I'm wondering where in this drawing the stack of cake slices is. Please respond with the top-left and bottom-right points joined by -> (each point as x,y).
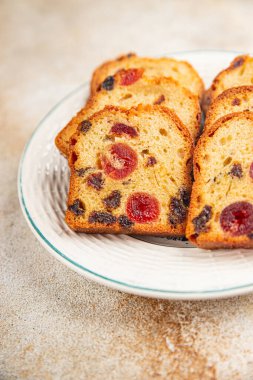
186,55 -> 253,248
55,53 -> 253,249
56,54 -> 203,237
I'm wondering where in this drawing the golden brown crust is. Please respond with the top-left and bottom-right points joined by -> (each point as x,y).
186,111 -> 253,249
90,53 -> 204,98
66,105 -> 193,235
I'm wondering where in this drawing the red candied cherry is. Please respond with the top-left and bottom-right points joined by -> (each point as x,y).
249,162 -> 253,179
126,192 -> 160,223
119,68 -> 144,86
220,201 -> 253,236
110,123 -> 138,138
101,143 -> 137,180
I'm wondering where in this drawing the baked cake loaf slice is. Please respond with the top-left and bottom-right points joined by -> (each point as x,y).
186,112 -> 253,249
205,86 -> 253,131
66,105 -> 193,235
55,76 -> 201,156
90,53 -> 204,98
203,55 -> 253,111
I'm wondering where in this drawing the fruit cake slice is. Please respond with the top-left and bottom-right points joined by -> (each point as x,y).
203,55 -> 253,111
205,86 -> 253,131
90,53 -> 204,98
55,76 -> 201,156
186,112 -> 253,249
66,105 -> 193,235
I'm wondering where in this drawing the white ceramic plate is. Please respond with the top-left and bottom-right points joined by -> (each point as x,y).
18,50 -> 253,300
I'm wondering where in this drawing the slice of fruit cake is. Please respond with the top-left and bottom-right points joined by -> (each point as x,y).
187,112 -> 253,249
66,105 -> 193,236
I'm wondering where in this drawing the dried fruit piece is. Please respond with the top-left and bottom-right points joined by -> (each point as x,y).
154,95 -> 165,105
71,152 -> 78,164
87,172 -> 104,190
119,68 -> 144,86
118,215 -> 134,228
88,211 -> 116,225
101,143 -> 138,180
101,76 -> 114,91
75,167 -> 92,177
220,201 -> 253,236
192,205 -> 212,233
126,192 -> 160,223
103,190 -> 121,210
180,188 -> 191,207
146,156 -> 157,167
78,120 -> 92,133
232,56 -> 245,68
70,138 -> 77,146
68,199 -> 85,216
229,163 -> 243,178
110,123 -> 138,138
249,162 -> 253,179
169,197 -> 187,226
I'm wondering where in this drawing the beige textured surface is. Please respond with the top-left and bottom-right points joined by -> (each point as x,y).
2,0 -> 253,379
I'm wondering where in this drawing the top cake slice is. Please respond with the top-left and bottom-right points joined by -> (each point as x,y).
186,112 -> 253,249
66,105 -> 193,236
203,55 -> 253,111
90,53 -> 204,98
55,75 -> 201,156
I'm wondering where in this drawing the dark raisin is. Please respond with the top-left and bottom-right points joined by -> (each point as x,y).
88,211 -> 116,225
146,156 -> 157,167
192,205 -> 212,234
118,215 -> 134,228
75,167 -> 92,177
248,233 -> 253,240
68,199 -> 85,216
154,95 -> 165,105
169,197 -> 187,226
103,190 -> 121,210
180,188 -> 191,207
101,76 -> 114,91
229,163 -> 243,178
232,98 -> 241,106
232,56 -> 245,68
87,172 -> 104,190
78,120 -> 92,133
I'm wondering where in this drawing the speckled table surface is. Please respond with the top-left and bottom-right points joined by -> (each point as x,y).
2,1 -> 253,379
